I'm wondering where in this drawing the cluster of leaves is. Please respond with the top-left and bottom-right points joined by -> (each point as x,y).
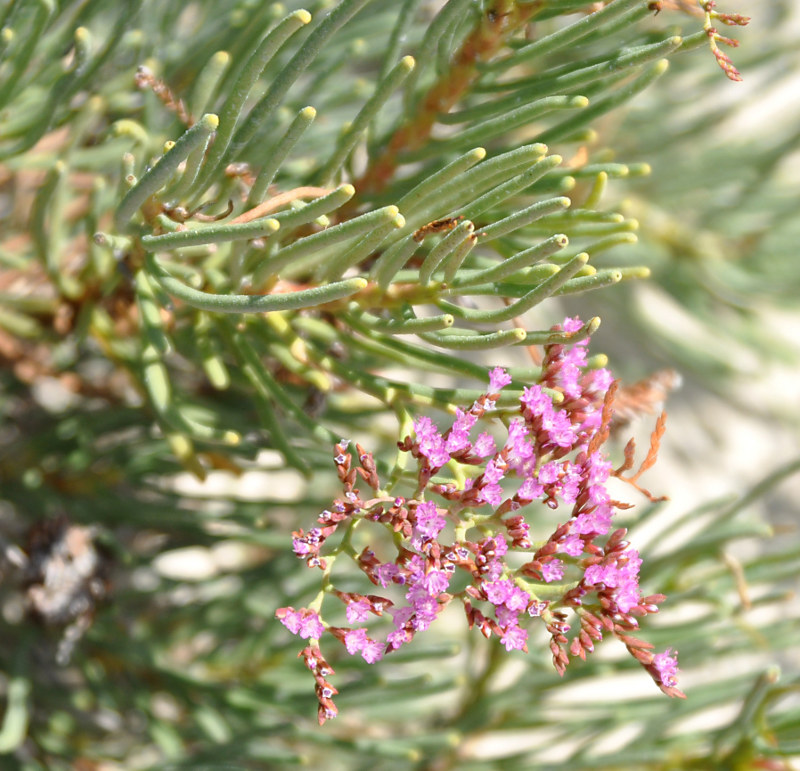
0,1 -> 798,769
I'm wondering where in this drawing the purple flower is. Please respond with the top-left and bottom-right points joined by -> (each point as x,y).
585,452 -> 612,486
584,552 -> 642,612
478,483 -> 504,507
500,623 -> 528,652
562,316 -> 583,334
586,367 -> 614,394
495,605 -> 519,628
527,600 -> 548,617
346,599 -> 371,624
445,408 -> 477,453
538,462 -> 560,485
484,579 -> 513,606
278,607 -> 325,639
345,628 -> 367,654
616,583 -> 641,613
387,627 -> 412,650
560,534 -> 584,557
361,637 -> 384,663
505,585 -> 531,612
584,563 -> 616,587
488,367 -> 513,393
520,384 -> 551,417
615,550 -> 642,612
293,538 -> 313,556
421,569 -> 450,595
544,409 -> 576,449
505,419 -> 536,474
473,432 -> 496,457
413,500 -> 445,542
492,534 -> 508,558
653,648 -> 680,688
375,562 -> 400,587
517,476 -> 543,501
573,503 -> 613,536
560,463 -> 582,505
541,559 -> 565,583
485,558 -> 504,581
414,416 -> 451,468
483,459 -> 505,484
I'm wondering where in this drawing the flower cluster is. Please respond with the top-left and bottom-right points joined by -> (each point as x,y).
277,318 -> 684,725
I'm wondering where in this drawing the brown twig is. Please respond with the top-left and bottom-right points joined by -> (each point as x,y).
228,186 -> 333,225
355,1 -> 542,195
134,66 -> 193,126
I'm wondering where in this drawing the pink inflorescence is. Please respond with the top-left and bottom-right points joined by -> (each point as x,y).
276,317 -> 683,724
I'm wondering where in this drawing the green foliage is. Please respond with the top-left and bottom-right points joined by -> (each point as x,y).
0,1 -> 798,769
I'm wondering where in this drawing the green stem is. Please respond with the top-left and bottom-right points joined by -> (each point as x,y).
317,55 -> 415,185
247,106 -> 317,206
441,252 -> 589,323
228,0 -> 374,164
115,114 -> 219,229
145,252 -> 366,313
141,215 -> 280,250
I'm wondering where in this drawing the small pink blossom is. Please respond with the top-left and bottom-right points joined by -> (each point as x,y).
344,628 -> 367,654
346,599 -> 371,624
277,607 -> 324,639
414,416 -> 451,468
488,367 -> 512,393
541,559 -> 565,583
653,648 -> 680,688
361,637 -> 384,663
473,432 -> 496,457
500,624 -> 528,652
375,562 -> 400,587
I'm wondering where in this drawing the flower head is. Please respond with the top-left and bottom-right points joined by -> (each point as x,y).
280,316 -> 675,722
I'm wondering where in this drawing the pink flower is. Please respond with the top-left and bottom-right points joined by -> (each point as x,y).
492,533 -> 508,557
538,462 -> 560,485
484,579 -> 513,606
517,476 -> 543,501
361,637 -> 384,663
500,624 -> 528,652
346,599 -> 371,624
541,559 -> 565,583
488,367 -> 512,393
445,408 -> 477,453
375,562 -> 400,587
473,432 -> 496,457
520,384 -> 551,417
345,628 -> 367,654
573,503 -> 613,536
653,648 -> 680,688
413,500 -> 445,542
421,569 -> 450,595
277,607 -> 325,639
478,483 -> 503,506
414,416 -> 451,468
505,585 -> 531,612
560,534 -> 584,557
